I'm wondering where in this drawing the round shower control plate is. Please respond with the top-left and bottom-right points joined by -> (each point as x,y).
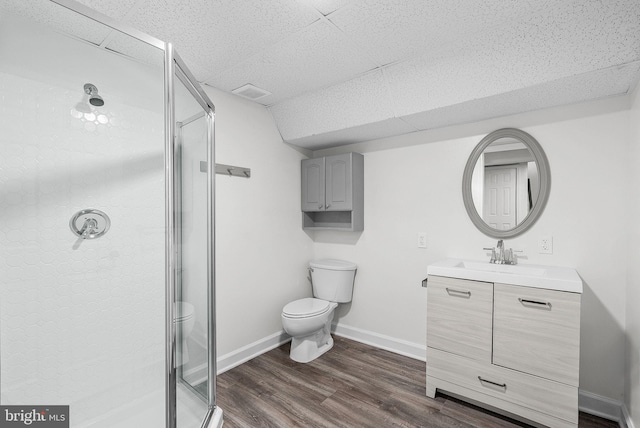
69,209 -> 111,239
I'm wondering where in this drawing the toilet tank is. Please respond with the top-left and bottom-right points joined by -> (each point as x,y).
309,259 -> 357,303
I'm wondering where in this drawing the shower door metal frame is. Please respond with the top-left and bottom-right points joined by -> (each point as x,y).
45,2 -> 219,428
165,45 -> 218,428
51,0 -> 166,50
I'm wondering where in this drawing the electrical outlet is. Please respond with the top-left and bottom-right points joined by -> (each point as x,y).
539,235 -> 553,254
417,232 -> 427,249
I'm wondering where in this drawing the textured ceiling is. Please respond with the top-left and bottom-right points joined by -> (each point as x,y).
7,0 -> 640,150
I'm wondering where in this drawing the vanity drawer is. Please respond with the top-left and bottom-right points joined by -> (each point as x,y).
427,275 -> 493,361
427,347 -> 578,424
493,283 -> 581,386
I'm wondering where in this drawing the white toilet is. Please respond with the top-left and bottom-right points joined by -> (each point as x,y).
176,301 -> 195,366
281,259 -> 357,363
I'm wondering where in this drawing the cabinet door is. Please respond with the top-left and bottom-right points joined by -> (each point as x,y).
427,276 -> 493,361
301,157 -> 325,212
493,283 -> 580,386
325,154 -> 352,211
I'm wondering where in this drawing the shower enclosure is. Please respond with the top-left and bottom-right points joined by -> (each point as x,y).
0,1 -> 221,427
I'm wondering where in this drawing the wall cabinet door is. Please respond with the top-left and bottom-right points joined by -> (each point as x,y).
325,154 -> 352,211
301,157 -> 325,212
301,154 -> 354,212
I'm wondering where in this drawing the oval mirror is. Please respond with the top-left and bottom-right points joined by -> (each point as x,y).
462,128 -> 550,238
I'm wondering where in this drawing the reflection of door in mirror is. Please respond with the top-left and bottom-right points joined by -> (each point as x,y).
471,139 -> 540,231
483,165 -> 517,230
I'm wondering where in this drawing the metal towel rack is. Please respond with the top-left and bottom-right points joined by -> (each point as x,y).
201,161 -> 251,178
215,163 -> 251,178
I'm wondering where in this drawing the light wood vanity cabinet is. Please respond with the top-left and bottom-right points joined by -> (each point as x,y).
427,275 -> 581,428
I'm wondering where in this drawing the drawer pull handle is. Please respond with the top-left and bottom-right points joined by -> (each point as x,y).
446,288 -> 471,298
478,376 -> 507,391
518,298 -> 552,310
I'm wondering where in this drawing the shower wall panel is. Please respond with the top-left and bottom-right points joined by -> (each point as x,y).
0,22 -> 166,427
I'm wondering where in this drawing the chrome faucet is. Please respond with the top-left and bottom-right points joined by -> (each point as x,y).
497,240 -> 505,264
483,240 -> 519,265
483,243 -> 497,263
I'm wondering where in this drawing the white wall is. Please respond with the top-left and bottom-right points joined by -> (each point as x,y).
312,96 -> 632,403
206,86 -> 314,358
626,84 -> 640,427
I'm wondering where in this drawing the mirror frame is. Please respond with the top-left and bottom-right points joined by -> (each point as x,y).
462,128 -> 551,238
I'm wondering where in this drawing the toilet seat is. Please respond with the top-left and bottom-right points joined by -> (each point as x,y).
282,298 -> 330,319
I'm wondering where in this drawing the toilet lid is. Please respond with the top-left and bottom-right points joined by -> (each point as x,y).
283,298 -> 330,318
310,259 -> 357,271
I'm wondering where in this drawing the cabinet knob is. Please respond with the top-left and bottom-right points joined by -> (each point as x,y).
319,204 -> 323,210
326,203 -> 331,209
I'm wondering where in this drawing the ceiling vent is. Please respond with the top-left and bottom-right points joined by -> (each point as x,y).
231,83 -> 272,101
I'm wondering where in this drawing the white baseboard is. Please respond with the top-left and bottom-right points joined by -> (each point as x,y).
622,403 -> 636,428
331,322 -> 426,361
214,323 -> 426,375
576,389 -> 634,428
216,330 -> 290,375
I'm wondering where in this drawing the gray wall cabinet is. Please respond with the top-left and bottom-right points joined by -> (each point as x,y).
301,153 -> 363,231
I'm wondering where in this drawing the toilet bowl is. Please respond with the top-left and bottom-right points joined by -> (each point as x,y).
281,259 -> 357,363
282,298 -> 338,363
176,301 -> 195,366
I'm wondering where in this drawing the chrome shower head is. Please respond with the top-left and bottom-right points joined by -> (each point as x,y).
84,83 -> 104,107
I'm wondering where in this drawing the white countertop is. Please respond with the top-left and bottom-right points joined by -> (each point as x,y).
426,258 -> 583,293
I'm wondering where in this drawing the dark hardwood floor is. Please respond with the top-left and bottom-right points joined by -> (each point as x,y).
216,336 -> 618,428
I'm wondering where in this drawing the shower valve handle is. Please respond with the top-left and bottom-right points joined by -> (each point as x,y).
69,209 -> 110,240
80,218 -> 98,238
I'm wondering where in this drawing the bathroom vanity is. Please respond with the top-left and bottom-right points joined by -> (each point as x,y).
425,259 -> 582,428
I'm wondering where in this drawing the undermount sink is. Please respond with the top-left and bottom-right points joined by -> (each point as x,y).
427,259 -> 583,293
455,261 -> 547,276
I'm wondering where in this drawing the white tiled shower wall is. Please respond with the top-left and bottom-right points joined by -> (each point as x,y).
0,70 -> 166,425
